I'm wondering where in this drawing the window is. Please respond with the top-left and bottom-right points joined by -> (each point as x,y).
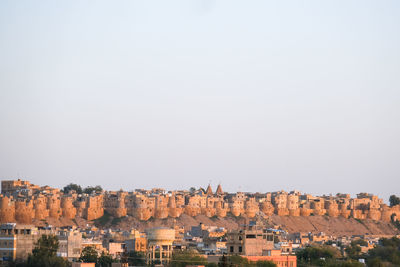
238,246 -> 242,253
230,246 -> 234,253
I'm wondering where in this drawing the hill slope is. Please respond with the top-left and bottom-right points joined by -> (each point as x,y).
33,214 -> 399,236
100,214 -> 400,236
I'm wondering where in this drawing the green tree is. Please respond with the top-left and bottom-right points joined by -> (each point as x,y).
345,243 -> 362,260
218,254 -> 228,267
124,251 -> 146,266
366,257 -> 385,267
26,235 -> 70,267
225,255 -> 251,266
365,237 -> 400,266
331,260 -> 364,267
217,255 -> 274,267
390,214 -> 400,231
62,183 -> 82,194
297,245 -> 338,262
351,239 -> 368,247
255,260 -> 276,267
97,251 -> 115,267
297,245 -> 341,266
32,235 -> 59,257
169,250 -> 208,267
79,246 -> 98,263
83,185 -> 103,194
389,195 -> 400,207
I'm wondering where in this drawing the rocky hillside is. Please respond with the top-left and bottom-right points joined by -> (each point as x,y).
268,215 -> 399,236
37,213 -> 399,236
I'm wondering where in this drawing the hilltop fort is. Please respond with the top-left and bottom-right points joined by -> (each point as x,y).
1,179 -> 399,226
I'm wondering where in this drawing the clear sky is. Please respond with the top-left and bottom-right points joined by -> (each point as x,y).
0,1 -> 399,201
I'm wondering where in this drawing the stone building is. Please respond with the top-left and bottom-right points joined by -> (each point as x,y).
227,222 -> 297,267
57,228 -> 83,260
0,223 -> 82,264
145,227 -> 175,265
0,179 -> 399,226
125,237 -> 147,253
226,222 -> 275,255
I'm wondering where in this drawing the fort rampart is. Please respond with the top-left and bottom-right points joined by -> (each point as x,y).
1,180 -> 399,224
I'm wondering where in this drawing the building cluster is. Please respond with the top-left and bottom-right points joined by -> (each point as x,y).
3,219 -> 396,267
0,221 -> 299,267
0,222 -> 144,266
1,179 -> 399,225
225,221 -> 297,266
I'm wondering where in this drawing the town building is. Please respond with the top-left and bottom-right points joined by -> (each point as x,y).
226,222 -> 275,255
146,227 -> 175,265
227,222 -> 297,267
57,228 -> 83,260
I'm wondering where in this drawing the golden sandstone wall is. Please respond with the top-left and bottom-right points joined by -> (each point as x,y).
0,180 -> 400,225
0,194 -> 104,223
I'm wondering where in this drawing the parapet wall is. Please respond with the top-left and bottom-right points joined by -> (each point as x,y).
0,180 -> 399,225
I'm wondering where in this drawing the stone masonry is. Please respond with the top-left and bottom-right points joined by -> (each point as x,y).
1,179 -> 399,225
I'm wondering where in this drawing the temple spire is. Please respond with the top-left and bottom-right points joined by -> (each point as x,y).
216,184 -> 223,195
206,184 -> 213,196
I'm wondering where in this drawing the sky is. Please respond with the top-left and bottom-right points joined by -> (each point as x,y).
0,0 -> 399,201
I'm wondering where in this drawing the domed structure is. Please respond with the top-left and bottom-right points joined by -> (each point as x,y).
146,227 -> 175,265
